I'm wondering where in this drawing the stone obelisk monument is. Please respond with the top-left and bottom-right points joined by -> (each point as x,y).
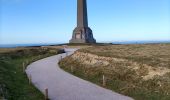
70,0 -> 96,43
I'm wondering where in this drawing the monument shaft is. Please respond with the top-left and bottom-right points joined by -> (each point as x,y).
70,0 -> 96,43
77,0 -> 88,27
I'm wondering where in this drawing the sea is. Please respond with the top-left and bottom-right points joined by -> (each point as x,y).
0,41 -> 170,48
111,40 -> 170,45
0,43 -> 62,48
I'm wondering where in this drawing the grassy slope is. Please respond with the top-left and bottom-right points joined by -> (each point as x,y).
59,44 -> 170,100
79,44 -> 170,68
0,47 -> 61,100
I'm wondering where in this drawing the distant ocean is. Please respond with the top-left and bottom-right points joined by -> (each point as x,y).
112,40 -> 170,44
0,43 -> 61,48
0,41 -> 170,48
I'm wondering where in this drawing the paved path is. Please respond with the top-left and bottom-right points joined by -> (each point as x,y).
26,48 -> 133,100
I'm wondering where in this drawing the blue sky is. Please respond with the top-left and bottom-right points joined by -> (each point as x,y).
0,0 -> 170,44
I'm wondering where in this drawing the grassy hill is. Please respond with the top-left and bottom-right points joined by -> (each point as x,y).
59,43 -> 170,100
0,47 -> 61,100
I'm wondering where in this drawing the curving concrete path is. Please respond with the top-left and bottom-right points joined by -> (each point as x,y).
26,48 -> 133,100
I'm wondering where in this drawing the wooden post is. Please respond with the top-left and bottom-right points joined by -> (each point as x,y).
23,62 -> 25,73
0,85 -> 4,99
103,75 -> 106,86
71,66 -> 73,73
29,75 -> 32,84
26,60 -> 29,65
60,56 -> 62,60
45,88 -> 48,100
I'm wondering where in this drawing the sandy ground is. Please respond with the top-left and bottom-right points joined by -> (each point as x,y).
26,48 -> 133,100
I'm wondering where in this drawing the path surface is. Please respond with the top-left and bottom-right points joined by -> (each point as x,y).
26,48 -> 133,100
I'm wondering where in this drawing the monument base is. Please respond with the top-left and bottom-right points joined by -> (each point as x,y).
69,27 -> 96,43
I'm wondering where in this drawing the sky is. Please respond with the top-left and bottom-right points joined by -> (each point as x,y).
0,0 -> 170,44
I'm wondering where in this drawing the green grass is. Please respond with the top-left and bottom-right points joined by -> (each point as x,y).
0,47 -> 62,100
59,43 -> 170,100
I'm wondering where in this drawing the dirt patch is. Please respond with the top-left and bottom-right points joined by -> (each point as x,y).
143,65 -> 170,80
71,51 -> 126,66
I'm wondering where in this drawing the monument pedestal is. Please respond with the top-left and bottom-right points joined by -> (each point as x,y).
70,27 -> 96,43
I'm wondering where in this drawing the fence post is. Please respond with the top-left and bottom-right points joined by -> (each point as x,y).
103,75 -> 106,86
29,75 -> 32,84
23,62 -> 25,73
60,56 -> 62,60
71,66 -> 73,73
26,60 -> 29,65
45,88 -> 48,100
0,85 -> 4,99
66,52 -> 68,56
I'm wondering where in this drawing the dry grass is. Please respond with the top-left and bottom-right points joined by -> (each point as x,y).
79,43 -> 170,68
59,43 -> 170,100
0,48 -> 27,53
